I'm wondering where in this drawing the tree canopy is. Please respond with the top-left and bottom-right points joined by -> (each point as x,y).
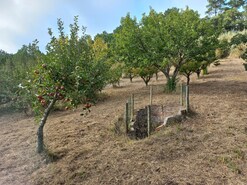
114,8 -> 218,90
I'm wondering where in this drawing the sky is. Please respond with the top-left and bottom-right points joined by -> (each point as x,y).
0,0 -> 208,54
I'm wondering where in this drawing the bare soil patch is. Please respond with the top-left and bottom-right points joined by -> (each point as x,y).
0,58 -> 247,185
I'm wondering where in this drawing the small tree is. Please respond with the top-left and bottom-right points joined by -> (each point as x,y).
24,17 -> 108,153
107,63 -> 123,87
134,65 -> 156,86
179,60 -> 201,85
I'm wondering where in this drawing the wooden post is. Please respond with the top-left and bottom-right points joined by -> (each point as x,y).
150,85 -> 153,105
128,97 -> 131,118
185,85 -> 190,112
130,94 -> 134,121
147,105 -> 151,137
180,84 -> 184,106
125,102 -> 129,134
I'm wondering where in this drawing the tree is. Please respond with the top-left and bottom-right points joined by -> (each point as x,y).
94,31 -> 124,87
154,8 -> 204,91
179,60 -> 201,85
24,16 -> 108,153
114,13 -> 150,85
91,37 -> 108,62
114,13 -> 159,86
179,17 -> 218,85
206,0 -> 247,31
221,8 -> 245,31
114,8 -> 217,90
206,0 -> 226,16
134,65 -> 157,86
94,31 -> 114,48
226,0 -> 246,9
107,62 -> 123,87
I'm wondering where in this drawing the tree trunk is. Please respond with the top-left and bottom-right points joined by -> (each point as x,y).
196,69 -> 200,79
186,75 -> 190,85
166,77 -> 177,92
141,76 -> 150,86
155,72 -> 158,81
129,75 -> 133,83
37,98 -> 57,153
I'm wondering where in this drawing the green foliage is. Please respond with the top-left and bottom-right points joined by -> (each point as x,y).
114,8 -> 218,89
0,42 -> 40,112
242,51 -> 247,61
107,62 -> 123,86
114,13 -> 155,86
24,16 -> 108,118
122,67 -> 136,82
94,31 -> 114,48
206,0 -> 226,16
230,33 -> 247,46
218,31 -> 247,58
216,39 -> 231,58
165,77 -> 177,92
222,8 -> 245,31
206,0 -> 247,32
134,65 -> 157,86
226,0 -> 246,9
179,60 -> 201,85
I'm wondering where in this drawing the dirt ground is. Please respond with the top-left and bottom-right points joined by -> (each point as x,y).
0,58 -> 247,185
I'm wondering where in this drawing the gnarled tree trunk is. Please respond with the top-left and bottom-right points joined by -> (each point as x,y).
37,98 -> 57,153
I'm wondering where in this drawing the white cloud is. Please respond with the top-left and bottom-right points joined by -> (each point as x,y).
0,0 -> 58,53
0,0 -> 208,53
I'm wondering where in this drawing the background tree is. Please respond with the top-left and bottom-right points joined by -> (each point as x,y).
95,31 -> 124,87
179,60 -> 201,85
222,8 -> 245,31
114,14 -> 142,83
206,0 -> 247,31
179,17 -> 218,84
226,0 -> 246,9
206,0 -> 226,16
0,42 -> 40,113
156,8 -> 205,91
114,8 -> 217,90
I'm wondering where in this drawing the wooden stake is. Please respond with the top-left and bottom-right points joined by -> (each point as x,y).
130,94 -> 134,121
180,84 -> 184,106
150,85 -> 153,105
125,102 -> 129,134
147,105 -> 151,137
186,85 -> 189,112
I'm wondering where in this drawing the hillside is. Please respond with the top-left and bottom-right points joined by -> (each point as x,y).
0,58 -> 247,185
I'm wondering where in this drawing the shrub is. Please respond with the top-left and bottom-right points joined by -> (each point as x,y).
216,39 -> 231,58
230,33 -> 247,46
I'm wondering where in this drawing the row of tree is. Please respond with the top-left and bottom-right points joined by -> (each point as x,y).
0,4 -> 246,153
111,8 -> 218,89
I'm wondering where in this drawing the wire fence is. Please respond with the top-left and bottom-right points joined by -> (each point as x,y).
124,83 -> 189,138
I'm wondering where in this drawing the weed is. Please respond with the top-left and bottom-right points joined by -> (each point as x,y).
233,149 -> 245,160
218,155 -> 242,174
43,147 -> 64,163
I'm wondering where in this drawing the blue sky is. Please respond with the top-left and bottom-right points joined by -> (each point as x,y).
0,0 -> 208,54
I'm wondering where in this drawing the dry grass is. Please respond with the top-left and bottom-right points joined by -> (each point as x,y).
218,30 -> 247,42
1,58 -> 247,185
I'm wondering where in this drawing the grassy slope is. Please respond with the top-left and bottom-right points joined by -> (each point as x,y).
0,58 -> 247,185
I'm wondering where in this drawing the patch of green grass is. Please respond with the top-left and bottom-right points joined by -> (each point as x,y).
217,151 -> 244,174
233,148 -> 245,160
